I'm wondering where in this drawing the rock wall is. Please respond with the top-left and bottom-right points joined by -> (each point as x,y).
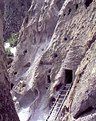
65,38 -> 96,121
0,2 -> 20,120
4,0 -> 32,40
10,0 -> 64,120
10,0 -> 96,121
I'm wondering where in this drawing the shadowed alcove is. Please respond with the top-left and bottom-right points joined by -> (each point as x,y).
65,69 -> 73,84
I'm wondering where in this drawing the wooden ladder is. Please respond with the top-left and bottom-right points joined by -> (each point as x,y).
46,84 -> 71,121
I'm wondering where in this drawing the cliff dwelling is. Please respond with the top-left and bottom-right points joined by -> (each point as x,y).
2,0 -> 96,121
65,69 -> 73,84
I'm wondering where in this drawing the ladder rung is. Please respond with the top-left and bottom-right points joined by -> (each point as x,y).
65,84 -> 71,88
60,94 -> 65,97
56,104 -> 61,108
61,88 -> 68,91
65,87 -> 70,90
50,105 -> 60,110
61,92 -> 67,95
58,98 -> 64,100
58,93 -> 65,97
57,102 -> 62,105
61,89 -> 67,92
58,99 -> 63,103
66,84 -> 71,86
51,106 -> 61,110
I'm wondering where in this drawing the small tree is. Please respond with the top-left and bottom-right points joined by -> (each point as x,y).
7,33 -> 18,47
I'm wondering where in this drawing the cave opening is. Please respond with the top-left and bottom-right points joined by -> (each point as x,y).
25,16 -> 28,24
20,2 -> 24,6
65,69 -> 73,84
11,83 -> 14,89
14,72 -> 17,75
49,97 -> 56,107
84,0 -> 93,8
68,8 -> 71,15
7,57 -> 13,65
76,4 -> 79,10
48,69 -> 51,73
40,60 -> 44,65
23,49 -> 27,55
47,75 -> 51,83
53,53 -> 58,58
64,37 -> 67,41
51,97 -> 55,102
63,13 -> 66,16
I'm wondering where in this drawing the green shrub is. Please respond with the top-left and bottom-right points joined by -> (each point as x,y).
7,33 -> 18,47
5,48 -> 13,56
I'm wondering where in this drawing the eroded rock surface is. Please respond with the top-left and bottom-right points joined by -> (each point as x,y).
4,0 -> 32,40
10,0 -> 63,120
0,5 -> 20,121
9,0 -> 96,121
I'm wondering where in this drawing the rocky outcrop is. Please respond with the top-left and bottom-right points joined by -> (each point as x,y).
10,0 -> 96,121
10,0 -> 65,120
59,0 -> 96,120
0,5 -> 20,121
4,0 -> 32,40
62,41 -> 96,121
70,40 -> 96,121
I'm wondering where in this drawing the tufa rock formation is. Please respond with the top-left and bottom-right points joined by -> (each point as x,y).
0,2 -> 20,121
3,0 -> 32,40
9,0 -> 96,121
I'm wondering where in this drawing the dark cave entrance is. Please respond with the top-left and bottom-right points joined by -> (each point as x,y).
84,0 -> 93,8
11,83 -> 14,89
65,69 -> 73,84
47,75 -> 51,83
49,96 -> 56,108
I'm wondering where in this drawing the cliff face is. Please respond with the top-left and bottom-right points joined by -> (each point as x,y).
65,39 -> 96,121
0,3 -> 20,121
9,0 -> 96,121
10,0 -> 63,120
4,0 -> 32,40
